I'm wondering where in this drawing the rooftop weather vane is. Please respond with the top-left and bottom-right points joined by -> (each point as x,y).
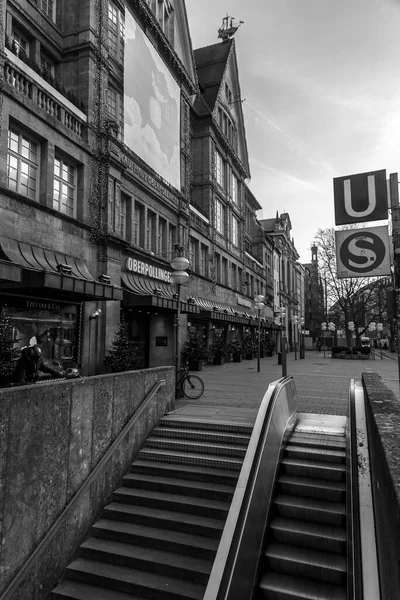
218,15 -> 243,41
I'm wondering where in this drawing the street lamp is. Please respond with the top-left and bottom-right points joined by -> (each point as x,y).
254,294 -> 265,373
170,250 -> 190,396
299,317 -> 305,359
276,306 -> 287,377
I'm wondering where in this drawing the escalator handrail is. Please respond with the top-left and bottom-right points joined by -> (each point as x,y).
348,378 -> 381,600
203,375 -> 298,600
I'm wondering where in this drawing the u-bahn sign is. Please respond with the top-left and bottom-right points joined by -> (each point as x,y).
335,226 -> 391,278
333,169 -> 388,225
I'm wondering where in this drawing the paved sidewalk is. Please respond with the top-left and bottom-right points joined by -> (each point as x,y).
172,350 -> 400,422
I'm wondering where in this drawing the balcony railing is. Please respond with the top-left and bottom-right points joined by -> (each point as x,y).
4,50 -> 86,139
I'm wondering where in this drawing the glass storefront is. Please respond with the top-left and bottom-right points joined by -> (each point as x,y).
1,294 -> 81,367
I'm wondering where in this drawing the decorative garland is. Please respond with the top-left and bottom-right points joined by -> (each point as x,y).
88,0 -> 110,246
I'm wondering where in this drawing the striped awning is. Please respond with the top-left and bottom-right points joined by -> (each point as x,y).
0,238 -> 122,300
122,272 -> 200,313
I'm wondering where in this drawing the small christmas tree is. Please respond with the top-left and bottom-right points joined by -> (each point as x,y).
104,316 -> 141,373
0,308 -> 19,385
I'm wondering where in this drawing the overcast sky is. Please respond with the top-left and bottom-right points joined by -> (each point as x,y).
186,0 -> 400,263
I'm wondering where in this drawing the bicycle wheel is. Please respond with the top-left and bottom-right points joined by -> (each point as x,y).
181,374 -> 204,399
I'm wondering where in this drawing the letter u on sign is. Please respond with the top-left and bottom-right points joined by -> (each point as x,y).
333,169 -> 388,225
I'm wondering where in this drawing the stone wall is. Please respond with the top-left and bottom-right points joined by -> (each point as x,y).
362,373 -> 400,600
0,367 -> 174,600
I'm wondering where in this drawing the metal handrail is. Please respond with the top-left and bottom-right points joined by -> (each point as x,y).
0,378 -> 166,600
203,375 -> 297,600
348,379 -> 381,600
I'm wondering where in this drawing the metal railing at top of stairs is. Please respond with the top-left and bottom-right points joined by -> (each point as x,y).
348,379 -> 381,600
0,378 -> 166,600
203,375 -> 298,600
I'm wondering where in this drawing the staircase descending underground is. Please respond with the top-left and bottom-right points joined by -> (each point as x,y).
258,414 -> 348,600
51,414 -> 253,600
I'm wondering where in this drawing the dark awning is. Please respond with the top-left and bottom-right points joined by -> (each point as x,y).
0,238 -> 122,301
122,272 -> 200,314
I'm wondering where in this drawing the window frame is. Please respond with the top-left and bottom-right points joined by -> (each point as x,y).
7,126 -> 39,201
53,154 -> 77,218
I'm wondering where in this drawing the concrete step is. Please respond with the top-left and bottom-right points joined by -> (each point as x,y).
101,502 -> 225,538
288,432 -> 346,451
130,459 -> 240,484
64,557 -> 205,600
265,542 -> 347,585
51,580 -> 144,599
281,457 -> 346,481
91,518 -> 219,559
112,486 -> 230,519
259,571 -> 346,600
158,416 -> 253,435
143,437 -> 247,458
269,516 -> 346,554
152,426 -> 251,446
274,494 -> 346,526
284,444 -> 346,464
137,448 -> 244,470
277,473 -> 346,502
79,537 -> 213,584
122,471 -> 235,501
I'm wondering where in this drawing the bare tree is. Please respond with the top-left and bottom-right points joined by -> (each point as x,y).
314,227 -> 389,346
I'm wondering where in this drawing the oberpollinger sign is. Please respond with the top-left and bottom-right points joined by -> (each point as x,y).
335,226 -> 391,278
333,169 -> 388,225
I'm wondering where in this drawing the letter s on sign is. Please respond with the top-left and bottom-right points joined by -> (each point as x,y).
339,232 -> 386,274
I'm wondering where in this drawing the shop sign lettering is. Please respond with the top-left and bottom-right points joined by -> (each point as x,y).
125,258 -> 172,283
26,300 -> 61,310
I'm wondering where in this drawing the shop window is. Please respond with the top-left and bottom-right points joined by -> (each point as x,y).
214,199 -> 224,235
108,1 -> 125,63
53,156 -> 76,217
40,0 -> 55,21
7,126 -> 39,201
3,298 -> 80,369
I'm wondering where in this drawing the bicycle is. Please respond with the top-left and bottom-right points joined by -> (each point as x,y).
176,362 -> 205,399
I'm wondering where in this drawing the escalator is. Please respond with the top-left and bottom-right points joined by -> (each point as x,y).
203,377 -> 380,600
258,414 -> 348,600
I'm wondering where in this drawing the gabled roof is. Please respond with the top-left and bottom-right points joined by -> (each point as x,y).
193,40 -> 233,114
193,38 -> 250,176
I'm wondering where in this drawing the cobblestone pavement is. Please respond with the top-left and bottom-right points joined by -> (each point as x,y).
173,350 -> 400,422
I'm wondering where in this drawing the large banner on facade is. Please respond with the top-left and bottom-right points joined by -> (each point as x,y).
333,169 -> 388,225
124,9 -> 181,190
335,226 -> 391,278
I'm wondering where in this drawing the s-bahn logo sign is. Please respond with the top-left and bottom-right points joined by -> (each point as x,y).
335,226 -> 391,278
333,169 -> 388,225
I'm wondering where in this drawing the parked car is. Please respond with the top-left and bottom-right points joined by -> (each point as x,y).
360,337 -> 371,348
